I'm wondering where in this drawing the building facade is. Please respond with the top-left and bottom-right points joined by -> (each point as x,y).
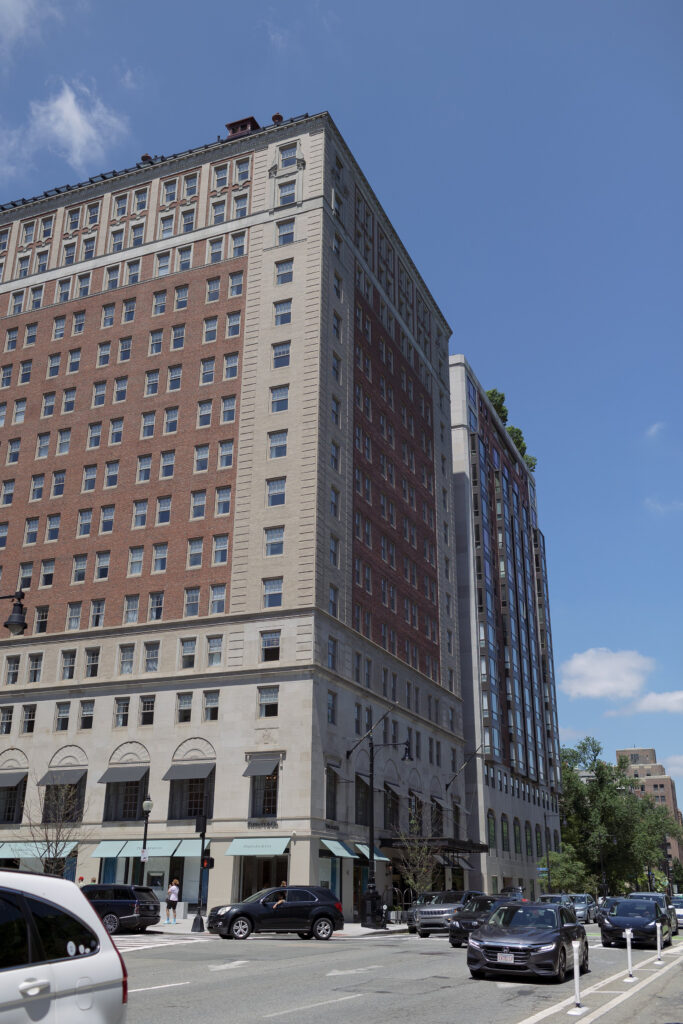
450,356 -> 562,897
0,112 -> 473,918
617,747 -> 683,871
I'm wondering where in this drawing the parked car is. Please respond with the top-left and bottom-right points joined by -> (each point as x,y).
499,885 -> 525,899
539,894 -> 575,910
406,891 -> 463,933
212,886 -> 343,940
467,901 -> 588,982
449,896 -> 505,946
414,889 -> 486,937
81,883 -> 161,935
600,898 -> 672,949
627,892 -> 679,936
671,896 -> 683,929
0,868 -> 128,1023
595,896 -> 621,926
568,893 -> 597,923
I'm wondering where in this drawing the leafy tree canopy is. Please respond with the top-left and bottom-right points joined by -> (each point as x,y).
485,389 -> 536,473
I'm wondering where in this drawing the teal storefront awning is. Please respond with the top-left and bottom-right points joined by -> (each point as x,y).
226,836 -> 291,856
90,840 -> 128,859
174,839 -> 211,857
320,839 -> 358,859
0,841 -> 77,859
355,844 -> 391,862
118,839 -> 180,858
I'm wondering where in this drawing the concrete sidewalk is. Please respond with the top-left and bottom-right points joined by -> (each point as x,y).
150,914 -> 408,938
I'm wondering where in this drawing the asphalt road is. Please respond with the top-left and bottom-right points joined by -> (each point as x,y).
121,927 -> 683,1024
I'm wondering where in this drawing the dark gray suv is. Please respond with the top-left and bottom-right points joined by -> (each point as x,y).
414,889 -> 486,937
211,886 -> 344,940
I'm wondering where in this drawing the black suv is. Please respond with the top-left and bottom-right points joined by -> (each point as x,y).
210,886 -> 344,940
81,883 -> 160,934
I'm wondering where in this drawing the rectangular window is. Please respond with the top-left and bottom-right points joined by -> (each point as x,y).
207,639 -> 222,668
85,648 -> 100,678
258,685 -> 279,717
139,696 -> 155,725
177,692 -> 193,722
263,577 -> 283,608
267,478 -> 285,506
231,232 -> 245,257
144,642 -> 160,671
276,259 -> 293,285
272,341 -> 290,367
218,439 -> 233,468
270,385 -> 289,412
180,640 -> 196,671
278,181 -> 295,206
210,583 -> 226,613
215,486 -> 231,515
56,649 -> 75,685
191,490 -> 207,519
114,697 -> 129,728
274,300 -> 292,325
213,534 -> 229,565
277,219 -> 294,245
204,689 -> 219,718
268,430 -> 287,458
184,587 -> 200,616
265,525 -> 284,556
203,317 -> 217,343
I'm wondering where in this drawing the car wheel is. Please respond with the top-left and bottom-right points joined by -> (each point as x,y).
601,935 -> 611,947
555,947 -> 567,984
102,913 -> 120,935
298,931 -> 314,939
230,916 -> 252,940
408,926 -> 416,934
312,916 -> 333,940
450,940 -> 462,948
417,930 -> 429,937
469,968 -> 485,980
580,943 -> 589,974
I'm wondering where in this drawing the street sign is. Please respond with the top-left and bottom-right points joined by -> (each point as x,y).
140,850 -> 149,862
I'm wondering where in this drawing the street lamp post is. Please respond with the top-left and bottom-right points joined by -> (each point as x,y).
346,705 -> 411,928
139,796 -> 153,885
1,591 -> 27,636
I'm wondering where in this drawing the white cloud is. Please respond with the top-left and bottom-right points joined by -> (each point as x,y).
0,81 -> 126,183
645,497 -> 683,515
645,422 -> 664,439
0,0 -> 61,59
559,726 -> 586,745
664,754 -> 683,783
631,691 -> 683,714
559,648 -> 655,700
29,82 -> 126,173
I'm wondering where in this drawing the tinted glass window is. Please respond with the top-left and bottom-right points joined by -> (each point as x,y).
133,887 -> 157,900
0,892 -> 30,968
287,890 -> 317,903
84,886 -> 113,900
26,895 -> 99,961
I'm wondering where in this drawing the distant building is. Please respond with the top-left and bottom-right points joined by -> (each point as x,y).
617,748 -> 682,869
450,356 -> 562,897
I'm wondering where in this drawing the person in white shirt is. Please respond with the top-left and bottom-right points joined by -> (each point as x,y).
166,879 -> 180,923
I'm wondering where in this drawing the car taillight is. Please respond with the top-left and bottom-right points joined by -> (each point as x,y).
112,940 -> 128,1004
335,901 -> 343,913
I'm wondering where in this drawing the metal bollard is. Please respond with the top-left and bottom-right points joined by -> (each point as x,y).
570,940 -> 582,1012
655,922 -> 663,964
624,928 -> 636,982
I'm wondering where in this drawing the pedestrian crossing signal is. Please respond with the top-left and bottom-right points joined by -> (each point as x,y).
201,856 -> 215,870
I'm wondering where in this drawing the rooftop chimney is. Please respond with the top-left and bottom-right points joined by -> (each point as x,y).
225,116 -> 261,138
272,113 -> 283,125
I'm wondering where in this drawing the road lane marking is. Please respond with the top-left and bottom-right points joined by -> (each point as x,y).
263,994 -> 363,1018
209,960 -> 250,971
327,965 -> 380,976
511,944 -> 683,1024
130,982 -> 191,993
569,953 -> 682,1023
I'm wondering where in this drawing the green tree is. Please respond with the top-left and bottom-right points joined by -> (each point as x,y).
539,843 -> 596,894
486,389 -> 508,424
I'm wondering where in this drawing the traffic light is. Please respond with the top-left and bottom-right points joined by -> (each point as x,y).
201,855 -> 215,870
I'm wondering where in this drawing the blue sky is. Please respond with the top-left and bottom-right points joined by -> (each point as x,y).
1,1 -> 681,788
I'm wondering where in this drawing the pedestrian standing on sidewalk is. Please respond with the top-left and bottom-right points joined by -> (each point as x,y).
166,878 -> 180,924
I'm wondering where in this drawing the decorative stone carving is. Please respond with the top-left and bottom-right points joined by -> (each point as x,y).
0,747 -> 29,770
170,737 -> 216,762
109,741 -> 150,765
48,745 -> 87,768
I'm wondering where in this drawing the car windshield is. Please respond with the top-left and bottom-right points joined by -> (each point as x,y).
573,895 -> 587,904
489,906 -> 557,930
630,893 -> 664,906
612,901 -> 655,918
242,888 -> 274,903
133,887 -> 157,899
464,897 -> 496,913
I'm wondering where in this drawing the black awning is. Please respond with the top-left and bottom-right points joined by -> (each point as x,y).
242,756 -> 280,778
98,765 -> 149,784
162,762 -> 215,781
37,768 -> 87,786
0,771 -> 27,788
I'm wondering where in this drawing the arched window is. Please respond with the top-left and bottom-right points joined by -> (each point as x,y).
535,824 -> 543,858
501,815 -> 509,851
513,818 -> 522,855
525,822 -> 533,857
487,810 -> 496,850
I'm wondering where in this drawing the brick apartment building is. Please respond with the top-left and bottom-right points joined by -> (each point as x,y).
450,357 -> 562,896
617,747 -> 683,871
0,111 -> 485,918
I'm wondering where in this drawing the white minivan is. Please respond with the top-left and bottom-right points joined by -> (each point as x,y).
0,868 -> 128,1023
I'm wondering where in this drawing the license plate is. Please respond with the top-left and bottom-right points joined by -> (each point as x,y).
497,953 -> 514,963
